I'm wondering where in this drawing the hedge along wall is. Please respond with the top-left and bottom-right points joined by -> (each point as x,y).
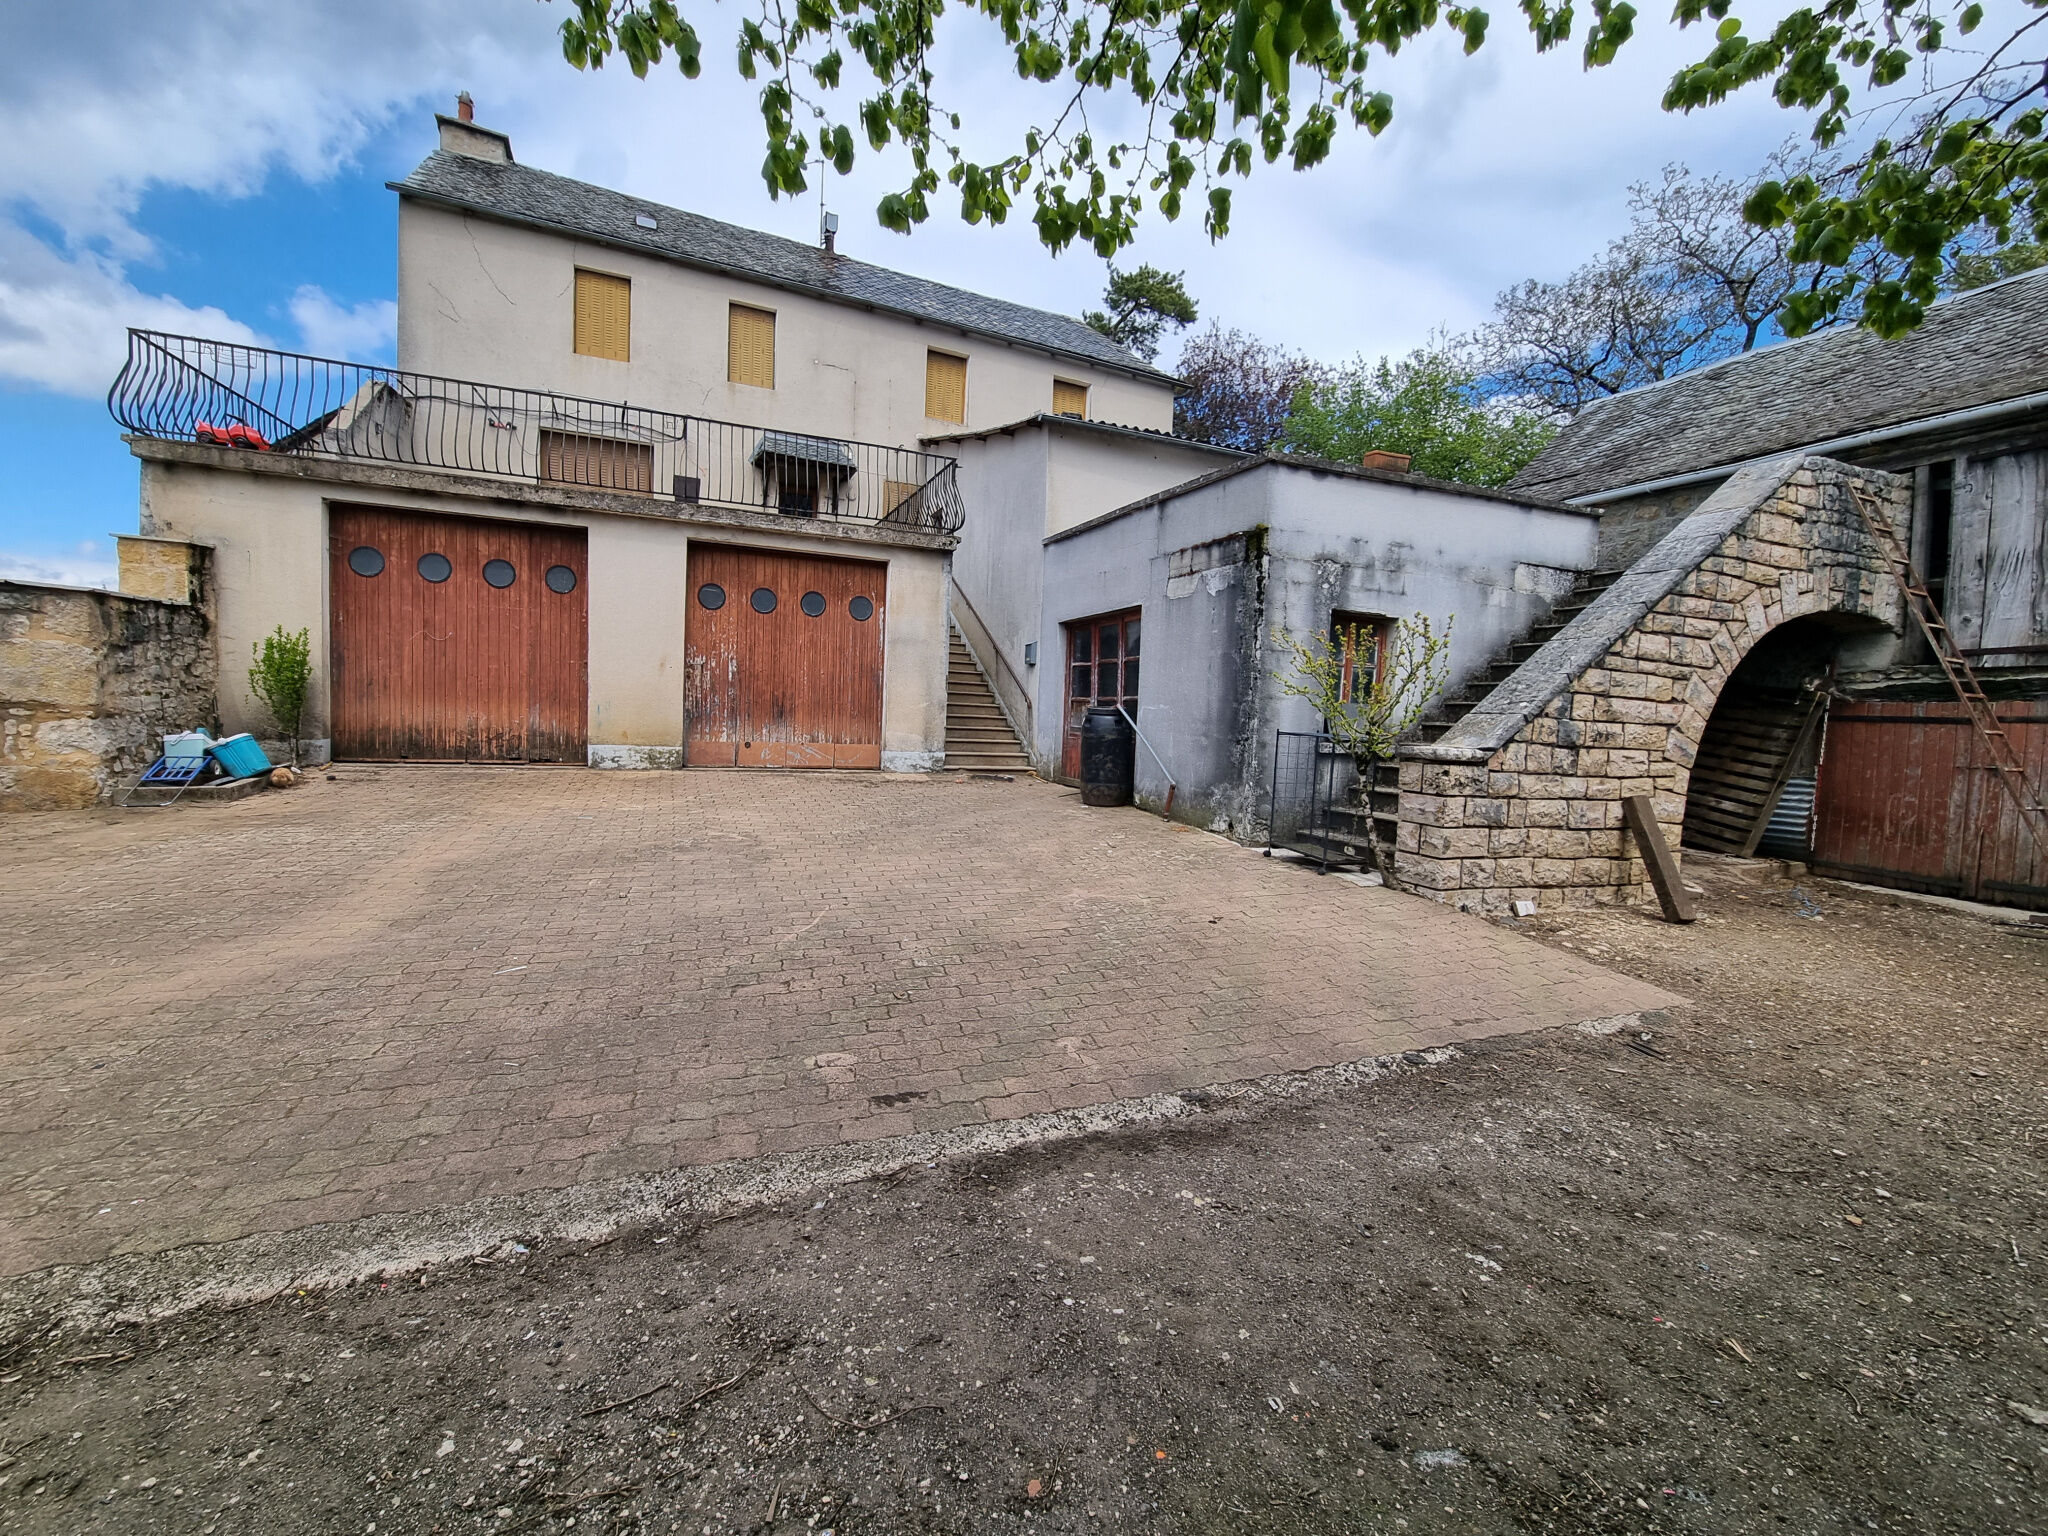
1393,455 -> 1910,913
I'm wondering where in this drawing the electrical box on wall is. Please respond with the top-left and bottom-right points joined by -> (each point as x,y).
1023,642 -> 1038,665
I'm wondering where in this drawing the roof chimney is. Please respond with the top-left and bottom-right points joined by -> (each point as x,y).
821,210 -> 840,254
437,97 -> 514,163
1360,449 -> 1412,474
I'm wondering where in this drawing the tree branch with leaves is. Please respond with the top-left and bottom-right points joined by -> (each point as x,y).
554,0 -> 2046,338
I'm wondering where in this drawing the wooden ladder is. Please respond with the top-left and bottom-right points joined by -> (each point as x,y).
1848,485 -> 2048,858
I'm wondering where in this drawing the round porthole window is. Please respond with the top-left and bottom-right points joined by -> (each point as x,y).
750,587 -> 778,614
545,565 -> 578,595
849,595 -> 875,622
698,583 -> 726,610
347,545 -> 385,578
482,558 -> 517,589
799,591 -> 826,618
416,552 -> 452,583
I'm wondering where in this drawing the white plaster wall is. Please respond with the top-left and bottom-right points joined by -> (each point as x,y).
1036,462 -> 1603,830
944,420 -> 1239,739
397,203 -> 1176,442
1044,429 -> 1235,536
137,456 -> 950,766
942,431 -> 1050,730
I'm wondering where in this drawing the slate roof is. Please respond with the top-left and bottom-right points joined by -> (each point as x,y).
392,150 -> 1173,385
1509,266 -> 2048,502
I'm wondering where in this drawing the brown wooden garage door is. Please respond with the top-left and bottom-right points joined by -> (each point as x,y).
329,505 -> 587,762
684,545 -> 884,768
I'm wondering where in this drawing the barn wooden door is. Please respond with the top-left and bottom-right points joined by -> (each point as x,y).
684,544 -> 885,768
329,505 -> 587,762
1060,609 -> 1141,781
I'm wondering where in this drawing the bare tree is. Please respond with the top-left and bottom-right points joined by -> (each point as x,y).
1173,323 -> 1320,451
1473,151 -> 1831,415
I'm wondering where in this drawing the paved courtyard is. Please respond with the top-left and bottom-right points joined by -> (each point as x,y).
0,768 -> 1675,1276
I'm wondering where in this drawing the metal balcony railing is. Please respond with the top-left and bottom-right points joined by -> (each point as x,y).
107,330 -> 965,535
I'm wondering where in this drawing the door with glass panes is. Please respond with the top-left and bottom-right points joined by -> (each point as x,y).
1060,609 -> 1141,781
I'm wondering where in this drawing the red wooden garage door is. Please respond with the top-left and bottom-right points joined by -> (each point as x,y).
684,545 -> 885,768
329,505 -> 588,762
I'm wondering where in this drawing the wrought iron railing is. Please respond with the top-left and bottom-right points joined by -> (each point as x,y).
107,330 -> 964,535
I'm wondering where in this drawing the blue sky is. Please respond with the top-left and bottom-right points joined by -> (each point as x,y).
0,0 -> 1874,584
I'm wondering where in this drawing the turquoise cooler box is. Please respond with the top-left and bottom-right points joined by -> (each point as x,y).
208,734 -> 274,779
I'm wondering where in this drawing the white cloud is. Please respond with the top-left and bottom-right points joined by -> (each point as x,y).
0,545 -> 119,590
289,286 -> 398,361
0,0 -> 539,392
0,228 -> 262,396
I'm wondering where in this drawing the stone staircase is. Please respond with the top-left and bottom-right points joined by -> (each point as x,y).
945,627 -> 1033,772
1321,569 -> 1628,862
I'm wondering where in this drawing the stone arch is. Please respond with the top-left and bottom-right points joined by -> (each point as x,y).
1394,455 -> 1910,913
1677,609 -> 1894,856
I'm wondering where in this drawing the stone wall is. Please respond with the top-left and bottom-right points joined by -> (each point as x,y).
1393,456 -> 1908,912
0,543 -> 215,809
1593,480 -> 1720,572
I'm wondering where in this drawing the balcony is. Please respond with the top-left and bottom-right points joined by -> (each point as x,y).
108,330 -> 964,535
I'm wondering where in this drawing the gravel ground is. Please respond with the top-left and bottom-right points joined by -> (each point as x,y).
2,860 -> 2044,1535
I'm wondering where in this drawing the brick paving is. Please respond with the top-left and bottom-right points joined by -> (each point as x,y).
0,769 -> 1676,1276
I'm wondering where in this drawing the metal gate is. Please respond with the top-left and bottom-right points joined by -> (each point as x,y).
1267,731 -> 1364,869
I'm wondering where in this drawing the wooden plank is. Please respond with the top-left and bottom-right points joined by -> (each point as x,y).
1624,794 -> 1696,924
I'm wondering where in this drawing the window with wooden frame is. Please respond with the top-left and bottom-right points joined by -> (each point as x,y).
572,270 -> 631,361
925,350 -> 967,424
1051,378 -> 1088,418
1331,611 -> 1386,705
540,430 -> 653,493
728,303 -> 776,389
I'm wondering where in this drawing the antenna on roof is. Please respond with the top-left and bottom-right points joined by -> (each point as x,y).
816,157 -> 838,254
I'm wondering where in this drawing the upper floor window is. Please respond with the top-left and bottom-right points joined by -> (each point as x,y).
926,350 -> 967,424
573,269 -> 631,362
1052,379 -> 1088,419
728,303 -> 776,389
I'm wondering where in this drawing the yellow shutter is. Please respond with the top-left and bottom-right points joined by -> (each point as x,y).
925,350 -> 967,424
728,304 -> 776,389
1052,379 -> 1088,418
573,270 -> 630,362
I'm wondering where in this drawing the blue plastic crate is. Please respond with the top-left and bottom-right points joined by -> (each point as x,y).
208,733 -> 274,779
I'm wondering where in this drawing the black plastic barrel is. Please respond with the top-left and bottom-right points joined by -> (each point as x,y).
1079,705 -> 1135,806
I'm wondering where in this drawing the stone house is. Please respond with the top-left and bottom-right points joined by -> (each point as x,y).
1496,271 -> 2048,910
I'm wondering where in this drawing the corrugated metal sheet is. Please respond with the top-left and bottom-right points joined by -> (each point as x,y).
1756,776 -> 1815,858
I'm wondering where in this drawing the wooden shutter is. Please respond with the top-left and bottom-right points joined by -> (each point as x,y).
540,430 -> 653,493
925,351 -> 967,424
1052,379 -> 1088,418
573,270 -> 631,361
728,304 -> 776,388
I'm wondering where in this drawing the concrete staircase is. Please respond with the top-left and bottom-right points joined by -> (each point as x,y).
945,627 -> 1033,772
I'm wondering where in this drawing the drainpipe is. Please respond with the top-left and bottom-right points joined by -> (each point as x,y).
1117,705 -> 1177,819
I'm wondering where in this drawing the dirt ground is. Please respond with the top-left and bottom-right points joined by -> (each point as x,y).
2,860 -> 2044,1535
